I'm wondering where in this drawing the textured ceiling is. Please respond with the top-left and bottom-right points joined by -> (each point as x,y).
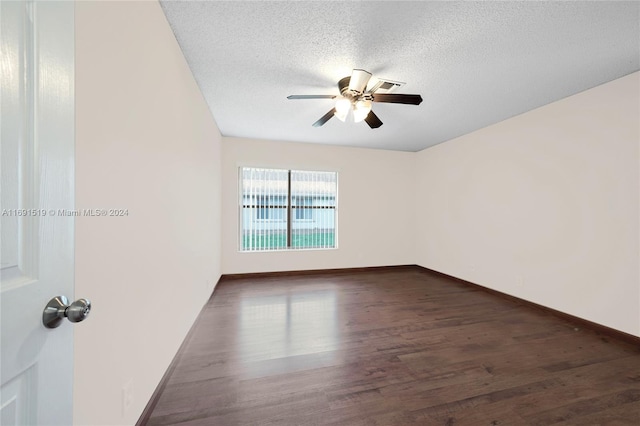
160,1 -> 639,152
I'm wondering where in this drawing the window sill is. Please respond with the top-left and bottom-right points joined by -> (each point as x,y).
238,246 -> 338,253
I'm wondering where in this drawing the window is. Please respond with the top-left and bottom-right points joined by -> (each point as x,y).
293,197 -> 313,220
256,196 -> 286,220
240,167 -> 337,251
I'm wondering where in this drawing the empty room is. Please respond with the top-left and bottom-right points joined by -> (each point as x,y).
1,1 -> 638,425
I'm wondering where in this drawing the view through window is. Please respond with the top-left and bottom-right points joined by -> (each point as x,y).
240,167 -> 337,251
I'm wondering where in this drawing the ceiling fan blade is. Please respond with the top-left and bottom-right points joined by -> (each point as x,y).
371,93 -> 423,105
312,108 -> 336,127
366,78 -> 405,94
364,111 -> 383,129
287,95 -> 337,100
348,69 -> 372,93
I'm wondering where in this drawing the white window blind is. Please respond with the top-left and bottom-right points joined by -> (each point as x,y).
240,167 -> 337,251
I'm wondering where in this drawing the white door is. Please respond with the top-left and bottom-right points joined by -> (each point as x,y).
1,1 -> 76,425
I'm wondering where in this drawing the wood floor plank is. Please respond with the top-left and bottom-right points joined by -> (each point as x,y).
144,267 -> 640,425
523,389 -> 640,425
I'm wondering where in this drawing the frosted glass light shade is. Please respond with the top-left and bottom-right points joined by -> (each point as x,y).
353,100 -> 372,123
334,109 -> 348,122
334,98 -> 351,122
335,98 -> 351,113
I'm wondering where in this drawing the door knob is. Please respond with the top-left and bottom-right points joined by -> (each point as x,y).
42,296 -> 91,329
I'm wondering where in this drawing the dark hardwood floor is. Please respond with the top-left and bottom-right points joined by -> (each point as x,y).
145,267 -> 640,425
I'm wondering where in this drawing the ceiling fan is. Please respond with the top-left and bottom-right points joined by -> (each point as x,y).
287,69 -> 422,129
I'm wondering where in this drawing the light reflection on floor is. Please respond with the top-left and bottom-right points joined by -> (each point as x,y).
238,289 -> 339,370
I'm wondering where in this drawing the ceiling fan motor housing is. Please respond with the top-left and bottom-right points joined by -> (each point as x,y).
338,76 -> 351,95
338,76 -> 372,102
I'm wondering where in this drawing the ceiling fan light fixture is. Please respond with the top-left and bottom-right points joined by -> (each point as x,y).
353,100 -> 372,123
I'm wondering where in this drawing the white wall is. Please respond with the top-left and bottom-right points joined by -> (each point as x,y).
74,1 -> 222,425
221,137 -> 415,274
415,72 -> 639,336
